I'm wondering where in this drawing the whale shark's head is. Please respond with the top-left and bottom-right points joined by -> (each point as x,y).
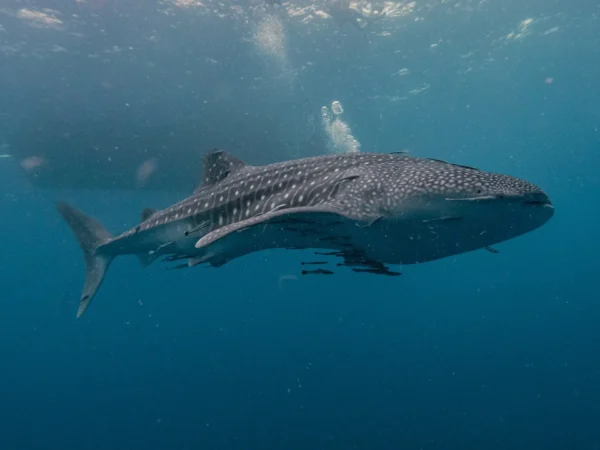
346,156 -> 554,263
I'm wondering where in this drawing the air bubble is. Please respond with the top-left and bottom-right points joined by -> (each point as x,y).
331,101 -> 344,115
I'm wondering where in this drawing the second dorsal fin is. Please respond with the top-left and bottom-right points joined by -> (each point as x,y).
141,208 -> 158,222
195,148 -> 248,193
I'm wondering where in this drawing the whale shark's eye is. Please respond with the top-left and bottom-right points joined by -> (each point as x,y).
476,189 -> 482,194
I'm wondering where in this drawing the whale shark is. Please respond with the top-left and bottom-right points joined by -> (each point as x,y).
57,149 -> 554,318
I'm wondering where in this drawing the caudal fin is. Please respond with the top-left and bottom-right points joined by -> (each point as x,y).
56,202 -> 115,318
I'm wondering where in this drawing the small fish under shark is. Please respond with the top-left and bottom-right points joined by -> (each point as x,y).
57,149 -> 554,318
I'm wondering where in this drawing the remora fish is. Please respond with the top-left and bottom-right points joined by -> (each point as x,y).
57,149 -> 554,318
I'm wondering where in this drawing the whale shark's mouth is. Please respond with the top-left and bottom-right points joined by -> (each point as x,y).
523,192 -> 553,207
445,195 -> 499,202
447,193 -> 553,208
524,200 -> 553,207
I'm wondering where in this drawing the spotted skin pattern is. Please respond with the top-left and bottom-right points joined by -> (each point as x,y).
117,150 -> 543,247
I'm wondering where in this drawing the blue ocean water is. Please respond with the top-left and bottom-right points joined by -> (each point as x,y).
1,0 -> 599,449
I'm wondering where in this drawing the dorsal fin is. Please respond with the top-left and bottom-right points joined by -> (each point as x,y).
195,148 -> 248,193
141,208 -> 157,222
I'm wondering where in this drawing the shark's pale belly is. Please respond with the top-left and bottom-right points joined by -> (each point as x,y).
186,211 -> 549,268
184,216 -> 467,267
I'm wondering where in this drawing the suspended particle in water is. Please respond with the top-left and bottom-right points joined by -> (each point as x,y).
20,155 -> 46,172
136,157 -> 158,187
393,68 -> 409,76
331,100 -> 344,115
